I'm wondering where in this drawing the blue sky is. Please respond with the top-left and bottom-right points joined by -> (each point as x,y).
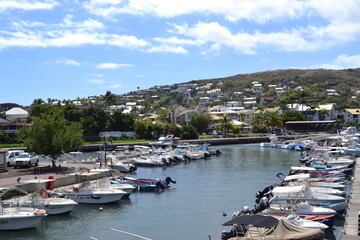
1,0 -> 360,106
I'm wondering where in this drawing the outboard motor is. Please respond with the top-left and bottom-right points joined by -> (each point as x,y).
165,176 -> 176,184
204,152 -> 210,158
254,196 -> 270,213
161,158 -> 168,166
216,150 -> 222,155
155,179 -> 166,189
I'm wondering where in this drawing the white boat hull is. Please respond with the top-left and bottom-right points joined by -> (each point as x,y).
64,192 -> 125,204
0,208 -> 46,230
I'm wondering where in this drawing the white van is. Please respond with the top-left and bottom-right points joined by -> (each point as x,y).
6,150 -> 25,167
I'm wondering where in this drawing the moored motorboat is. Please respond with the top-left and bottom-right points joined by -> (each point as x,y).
3,190 -> 78,215
0,207 -> 47,230
51,183 -> 127,204
284,214 -> 329,230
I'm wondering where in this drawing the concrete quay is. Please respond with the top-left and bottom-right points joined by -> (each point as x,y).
0,164 -> 119,200
343,157 -> 360,239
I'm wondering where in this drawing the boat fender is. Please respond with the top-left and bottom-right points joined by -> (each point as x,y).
40,189 -> 48,199
35,209 -> 47,215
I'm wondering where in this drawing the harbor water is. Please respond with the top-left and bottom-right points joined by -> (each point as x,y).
2,144 -> 345,239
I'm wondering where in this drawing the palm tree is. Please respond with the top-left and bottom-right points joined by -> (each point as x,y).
318,108 -> 330,121
104,91 -> 117,106
216,115 -> 233,134
238,112 -> 246,122
305,102 -> 319,121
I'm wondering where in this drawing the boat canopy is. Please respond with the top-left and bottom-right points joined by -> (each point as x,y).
291,166 -> 316,171
272,185 -> 305,195
284,174 -> 310,181
223,215 -> 279,228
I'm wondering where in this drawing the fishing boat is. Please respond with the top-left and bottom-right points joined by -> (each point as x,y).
0,206 -> 47,230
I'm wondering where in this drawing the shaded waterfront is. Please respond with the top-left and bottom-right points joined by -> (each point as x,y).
2,144 -> 344,239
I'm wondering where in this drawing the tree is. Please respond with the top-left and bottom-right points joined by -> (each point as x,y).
238,112 -> 246,122
62,104 -> 81,122
268,112 -> 283,132
17,109 -> 83,167
216,115 -> 233,134
281,111 -> 307,124
110,110 -> 134,131
181,125 -> 199,140
157,109 -> 170,123
81,106 -> 110,136
318,108 -> 329,121
189,112 -> 211,134
104,91 -> 117,106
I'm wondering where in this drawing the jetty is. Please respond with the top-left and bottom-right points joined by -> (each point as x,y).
343,157 -> 360,239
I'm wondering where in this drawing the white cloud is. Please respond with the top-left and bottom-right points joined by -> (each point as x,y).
88,79 -> 105,84
108,83 -> 122,89
0,0 -> 59,12
334,54 -> 360,69
82,0 -> 305,22
96,63 -> 133,69
147,45 -> 188,54
308,54 -> 360,70
55,58 -> 81,66
90,73 -> 104,77
81,0 -> 360,54
0,16 -> 148,50
153,37 -> 204,46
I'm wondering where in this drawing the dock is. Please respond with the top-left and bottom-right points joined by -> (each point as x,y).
343,157 -> 360,239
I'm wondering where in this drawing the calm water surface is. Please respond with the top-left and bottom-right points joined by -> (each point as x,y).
3,144 -> 344,239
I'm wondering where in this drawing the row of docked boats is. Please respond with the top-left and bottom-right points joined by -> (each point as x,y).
222,134 -> 357,240
124,143 -> 221,167
0,174 -> 177,230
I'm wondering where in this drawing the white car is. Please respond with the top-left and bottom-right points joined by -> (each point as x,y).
14,153 -> 39,168
6,150 -> 24,167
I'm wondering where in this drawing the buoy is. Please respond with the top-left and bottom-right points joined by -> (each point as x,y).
223,211 -> 227,216
99,207 -> 104,212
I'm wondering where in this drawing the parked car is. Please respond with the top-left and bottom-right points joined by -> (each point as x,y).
6,150 -> 24,167
14,153 -> 39,168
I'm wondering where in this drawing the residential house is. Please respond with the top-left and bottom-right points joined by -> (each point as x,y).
326,89 -> 340,97
275,87 -> 285,95
0,118 -> 31,134
225,101 -> 240,108
340,109 -> 360,124
0,103 -> 21,112
287,103 -> 336,121
243,97 -> 257,109
175,110 -> 196,126
260,97 -> 275,105
72,101 -> 82,106
252,83 -> 264,95
5,107 -> 29,122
